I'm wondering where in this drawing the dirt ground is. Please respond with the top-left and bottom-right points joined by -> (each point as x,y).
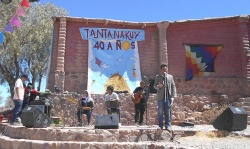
169,132 -> 250,149
151,125 -> 250,149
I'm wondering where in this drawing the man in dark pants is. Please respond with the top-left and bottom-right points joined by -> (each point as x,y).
11,74 -> 28,125
154,64 -> 177,130
132,81 -> 149,126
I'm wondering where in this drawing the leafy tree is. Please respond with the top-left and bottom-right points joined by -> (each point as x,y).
3,96 -> 14,108
0,91 -> 12,108
0,1 -> 68,98
0,91 -> 3,106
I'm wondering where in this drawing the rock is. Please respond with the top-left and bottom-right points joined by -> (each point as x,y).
183,95 -> 191,103
53,97 -> 60,104
203,104 -> 211,110
196,101 -> 205,111
175,112 -> 185,121
235,98 -> 245,102
220,94 -> 228,100
211,103 -> 218,107
160,131 -> 172,141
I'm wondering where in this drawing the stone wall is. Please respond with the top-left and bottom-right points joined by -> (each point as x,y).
50,92 -> 233,126
48,16 -> 250,97
167,17 -> 249,96
175,77 -> 249,97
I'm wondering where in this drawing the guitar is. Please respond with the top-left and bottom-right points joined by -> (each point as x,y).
67,97 -> 92,110
132,90 -> 143,104
132,78 -> 151,104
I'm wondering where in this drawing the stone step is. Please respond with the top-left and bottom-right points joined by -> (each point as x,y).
232,102 -> 250,107
242,106 -> 250,111
0,124 -> 171,142
0,135 -> 177,149
0,123 -> 249,149
234,98 -> 245,102
245,97 -> 250,102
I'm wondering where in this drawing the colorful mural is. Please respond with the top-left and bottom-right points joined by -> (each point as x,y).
80,28 -> 145,93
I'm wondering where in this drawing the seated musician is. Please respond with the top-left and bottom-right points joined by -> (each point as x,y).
104,85 -> 120,120
76,90 -> 94,125
28,83 -> 40,103
22,83 -> 40,110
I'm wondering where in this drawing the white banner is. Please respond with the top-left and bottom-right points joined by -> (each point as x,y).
80,28 -> 145,94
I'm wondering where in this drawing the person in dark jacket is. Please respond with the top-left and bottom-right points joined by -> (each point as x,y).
131,81 -> 149,126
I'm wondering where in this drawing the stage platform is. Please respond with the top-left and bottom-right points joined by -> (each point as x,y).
0,121 -> 249,149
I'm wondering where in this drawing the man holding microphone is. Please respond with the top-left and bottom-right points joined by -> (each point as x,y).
154,64 -> 177,130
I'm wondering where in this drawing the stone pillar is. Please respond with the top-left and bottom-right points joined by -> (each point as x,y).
238,17 -> 250,78
55,18 -> 67,92
238,17 -> 250,96
157,21 -> 170,66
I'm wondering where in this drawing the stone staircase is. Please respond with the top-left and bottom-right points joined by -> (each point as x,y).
0,123 -> 180,149
232,97 -> 250,125
0,122 -> 249,149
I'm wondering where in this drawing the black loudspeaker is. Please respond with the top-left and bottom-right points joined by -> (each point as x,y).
95,114 -> 119,129
21,105 -> 52,128
213,106 -> 247,131
29,100 -> 51,116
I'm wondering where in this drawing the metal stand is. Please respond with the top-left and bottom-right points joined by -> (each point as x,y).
144,81 -> 150,126
145,103 -> 148,125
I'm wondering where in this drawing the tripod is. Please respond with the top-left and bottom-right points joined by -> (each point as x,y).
143,82 -> 150,125
144,101 -> 148,125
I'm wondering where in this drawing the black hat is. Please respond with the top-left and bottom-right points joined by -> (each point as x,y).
21,74 -> 28,79
107,85 -> 114,92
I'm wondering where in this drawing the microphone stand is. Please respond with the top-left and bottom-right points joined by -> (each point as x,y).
145,81 -> 150,126
164,73 -> 167,104
164,73 -> 171,129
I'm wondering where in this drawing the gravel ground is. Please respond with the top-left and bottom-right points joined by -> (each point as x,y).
165,125 -> 250,149
172,135 -> 250,149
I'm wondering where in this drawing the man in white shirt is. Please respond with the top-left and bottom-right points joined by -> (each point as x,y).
11,74 -> 28,125
104,85 -> 120,121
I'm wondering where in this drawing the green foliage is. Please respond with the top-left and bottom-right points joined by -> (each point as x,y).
0,1 -> 68,97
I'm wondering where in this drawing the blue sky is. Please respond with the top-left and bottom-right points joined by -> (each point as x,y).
42,0 -> 250,22
1,0 -> 250,105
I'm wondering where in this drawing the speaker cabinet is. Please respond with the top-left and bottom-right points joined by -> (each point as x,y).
213,106 -> 247,131
29,100 -> 51,116
95,114 -> 119,129
21,105 -> 52,128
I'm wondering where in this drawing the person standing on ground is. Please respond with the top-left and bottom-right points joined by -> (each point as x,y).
154,64 -> 177,130
131,81 -> 148,126
11,74 -> 28,125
